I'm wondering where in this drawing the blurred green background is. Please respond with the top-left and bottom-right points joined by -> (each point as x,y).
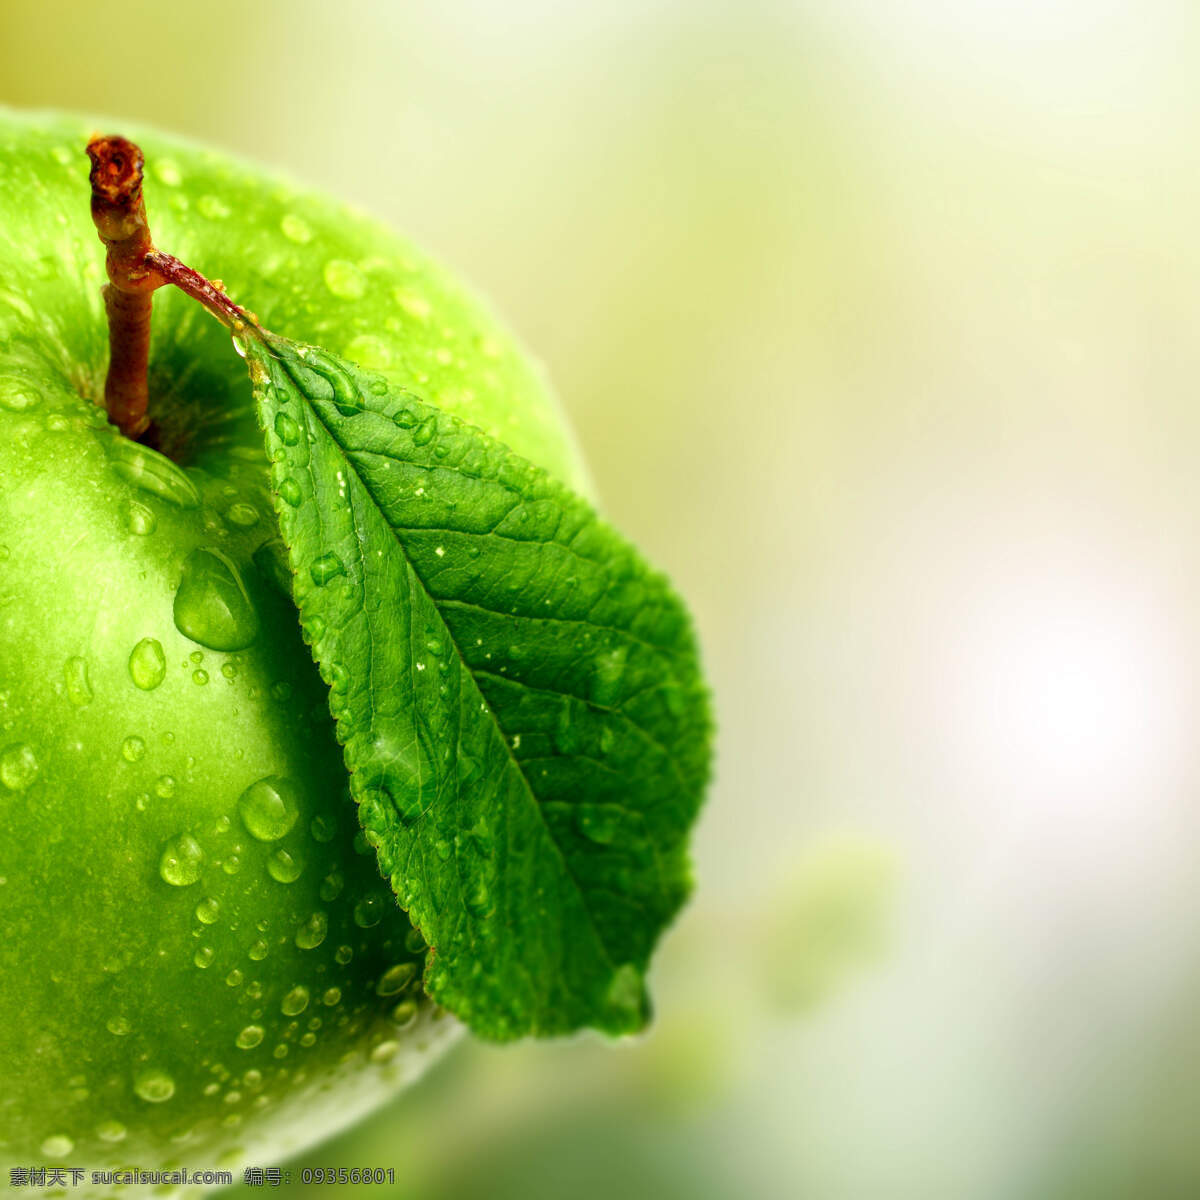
6,1 -> 1200,1196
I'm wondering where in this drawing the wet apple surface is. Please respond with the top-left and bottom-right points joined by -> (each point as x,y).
0,109 -> 588,1176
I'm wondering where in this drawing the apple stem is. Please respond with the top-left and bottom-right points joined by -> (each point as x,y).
86,135 -> 259,440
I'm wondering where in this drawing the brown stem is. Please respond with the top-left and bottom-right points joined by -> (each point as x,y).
86,135 -> 258,439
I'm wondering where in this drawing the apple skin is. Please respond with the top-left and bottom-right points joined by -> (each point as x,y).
0,109 -> 588,1180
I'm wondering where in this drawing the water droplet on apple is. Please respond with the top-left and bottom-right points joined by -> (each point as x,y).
335,943 -> 354,965
105,439 -> 200,509
0,376 -> 41,412
226,968 -> 243,988
159,834 -> 204,887
197,194 -> 232,220
195,897 -> 220,925
106,1014 -> 131,1036
155,775 -> 176,799
134,1068 -> 176,1103
294,912 -> 328,950
319,870 -> 344,902
371,1040 -> 399,1064
391,1000 -> 418,1028
281,213 -> 312,243
267,848 -> 302,883
353,894 -> 385,929
375,963 -> 417,996
344,334 -> 394,371
273,412 -> 302,446
248,939 -> 269,961
126,501 -> 157,536
281,986 -> 310,1016
225,502 -> 259,529
235,1025 -> 264,1050
324,259 -> 367,300
64,656 -> 93,707
0,743 -> 39,791
173,547 -> 260,652
194,945 -> 215,969
96,1119 -> 127,1143
238,776 -> 300,841
309,813 -> 336,844
309,553 -> 345,586
193,669 -> 209,685
121,736 -> 146,763
129,638 -> 166,690
40,1134 -> 73,1158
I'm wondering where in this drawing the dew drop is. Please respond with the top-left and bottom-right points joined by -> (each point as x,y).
173,547 -> 259,652
319,870 -> 344,902
278,478 -> 303,508
294,912 -> 328,949
238,776 -> 300,841
127,501 -> 157,536
106,439 -> 200,509
129,638 -> 166,691
155,775 -> 176,800
41,1134 -> 74,1158
0,743 -> 39,791
194,945 -> 215,969
225,501 -> 259,528
248,940 -> 269,962
577,804 -> 618,845
375,962 -> 417,996
236,1025 -> 265,1050
96,1119 -> 127,1143
310,553 -> 346,586
119,736 -> 145,764
309,813 -> 336,844
159,834 -> 204,887
411,416 -> 438,447
195,897 -> 221,925
106,1014 -> 131,1036
267,848 -> 302,883
274,412 -> 302,446
324,259 -> 367,300
281,986 -> 310,1016
391,999 -> 418,1028
134,1068 -> 176,1103
281,213 -> 312,243
353,894 -> 385,929
193,669 -> 209,686
226,968 -> 244,988
0,376 -> 42,412
334,944 -> 354,965
321,987 -> 342,1007
65,656 -> 93,707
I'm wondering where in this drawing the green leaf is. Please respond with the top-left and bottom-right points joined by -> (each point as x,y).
241,330 -> 712,1040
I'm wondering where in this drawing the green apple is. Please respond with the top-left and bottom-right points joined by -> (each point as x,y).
0,108 -> 589,1180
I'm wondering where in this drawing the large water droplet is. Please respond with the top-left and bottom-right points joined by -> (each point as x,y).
238,776 -> 300,841
0,376 -> 41,412
224,502 -> 259,529
105,439 -> 200,509
173,548 -> 259,652
65,656 -> 93,707
159,834 -> 204,887
353,893 -> 385,929
129,638 -> 166,690
134,1068 -> 176,1103
0,743 -> 39,791
195,897 -> 221,925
